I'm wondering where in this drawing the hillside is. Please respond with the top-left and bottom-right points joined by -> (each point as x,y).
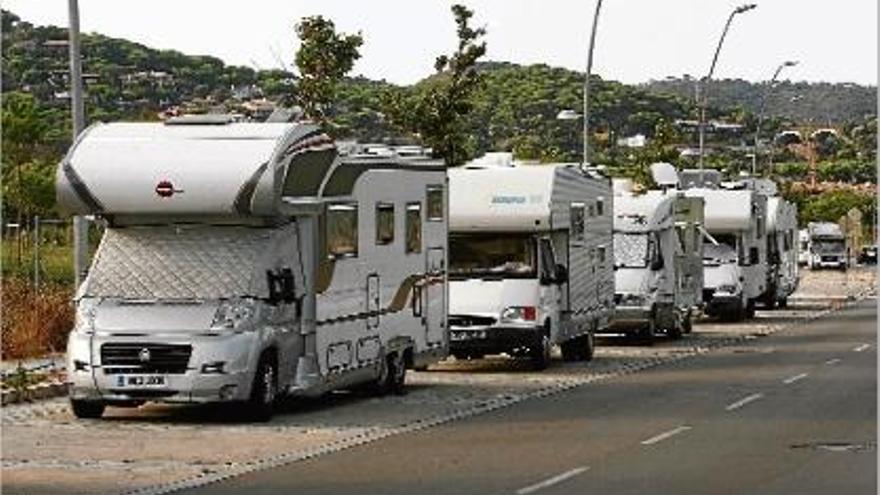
642,76 -> 876,125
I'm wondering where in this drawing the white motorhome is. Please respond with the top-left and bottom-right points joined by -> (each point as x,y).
798,229 -> 810,266
447,159 -> 613,368
684,183 -> 767,321
762,196 -> 800,308
609,178 -> 704,343
806,222 -> 847,270
58,120 -> 448,420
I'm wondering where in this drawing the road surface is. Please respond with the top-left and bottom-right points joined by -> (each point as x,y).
184,301 -> 877,495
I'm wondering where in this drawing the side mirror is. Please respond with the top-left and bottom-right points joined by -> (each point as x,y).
650,255 -> 664,271
554,264 -> 568,284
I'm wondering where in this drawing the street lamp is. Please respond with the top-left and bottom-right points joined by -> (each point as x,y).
583,0 -> 605,167
697,3 -> 757,178
752,60 -> 798,175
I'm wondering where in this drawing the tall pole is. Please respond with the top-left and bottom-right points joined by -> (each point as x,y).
69,0 -> 88,288
583,0 -> 604,168
697,4 -> 756,181
752,60 -> 797,176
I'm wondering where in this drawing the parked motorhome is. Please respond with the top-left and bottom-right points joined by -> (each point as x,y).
609,175 -> 704,343
762,196 -> 799,308
806,222 -> 848,270
58,120 -> 448,420
683,182 -> 767,321
447,158 -> 613,368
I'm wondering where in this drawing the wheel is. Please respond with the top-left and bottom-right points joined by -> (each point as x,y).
778,297 -> 788,309
246,354 -> 277,422
560,336 -> 581,362
639,317 -> 656,346
531,333 -> 552,370
745,299 -> 756,319
682,313 -> 693,334
666,317 -> 683,340
70,399 -> 105,419
372,352 -> 406,395
764,294 -> 777,310
583,331 -> 595,362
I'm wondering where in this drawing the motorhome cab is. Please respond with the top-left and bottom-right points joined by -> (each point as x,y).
807,222 -> 848,270
58,120 -> 448,420
609,172 -> 704,343
682,172 -> 767,321
447,157 -> 613,369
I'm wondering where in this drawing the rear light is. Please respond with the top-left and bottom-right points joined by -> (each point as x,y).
500,306 -> 538,323
523,306 -> 537,321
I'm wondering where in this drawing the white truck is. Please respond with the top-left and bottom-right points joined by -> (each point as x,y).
806,222 -> 848,270
58,119 -> 448,420
447,157 -> 613,368
683,177 -> 768,321
609,173 -> 704,343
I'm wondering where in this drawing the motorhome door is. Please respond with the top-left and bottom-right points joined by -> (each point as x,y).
425,247 -> 446,345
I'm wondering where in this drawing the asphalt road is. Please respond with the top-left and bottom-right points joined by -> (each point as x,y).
184,301 -> 878,495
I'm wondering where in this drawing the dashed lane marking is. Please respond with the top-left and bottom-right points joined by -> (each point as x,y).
853,344 -> 871,352
641,425 -> 692,446
825,358 -> 842,365
783,373 -> 809,385
516,467 -> 589,495
725,393 -> 764,411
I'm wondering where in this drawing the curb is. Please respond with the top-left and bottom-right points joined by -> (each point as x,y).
1,381 -> 69,406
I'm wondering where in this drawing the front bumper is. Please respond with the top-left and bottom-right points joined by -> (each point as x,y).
449,325 -> 542,355
67,331 -> 259,404
704,293 -> 742,315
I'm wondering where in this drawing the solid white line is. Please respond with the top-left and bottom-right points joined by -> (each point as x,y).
825,358 -> 842,365
725,393 -> 764,411
853,344 -> 871,352
783,373 -> 809,385
516,467 -> 589,495
640,425 -> 692,446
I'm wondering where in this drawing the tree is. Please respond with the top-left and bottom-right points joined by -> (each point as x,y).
385,4 -> 487,166
2,92 -> 52,218
293,16 -> 363,124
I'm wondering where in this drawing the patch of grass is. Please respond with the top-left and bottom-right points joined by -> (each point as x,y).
1,278 -> 73,360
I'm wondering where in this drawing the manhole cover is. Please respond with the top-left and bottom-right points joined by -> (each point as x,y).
791,441 -> 876,453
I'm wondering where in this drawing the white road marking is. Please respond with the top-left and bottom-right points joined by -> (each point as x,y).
516,467 -> 589,495
825,358 -> 842,365
783,373 -> 809,385
853,344 -> 871,352
725,393 -> 764,411
640,425 -> 692,446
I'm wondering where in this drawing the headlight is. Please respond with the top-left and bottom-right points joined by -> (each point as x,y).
717,284 -> 738,294
211,299 -> 257,330
500,306 -> 537,323
74,298 -> 98,332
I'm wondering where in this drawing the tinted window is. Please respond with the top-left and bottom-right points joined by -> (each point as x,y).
406,203 -> 422,254
427,185 -> 444,221
376,203 -> 394,245
327,203 -> 358,258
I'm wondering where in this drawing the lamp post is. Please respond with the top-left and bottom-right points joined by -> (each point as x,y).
582,0 -> 605,168
752,60 -> 798,175
697,3 -> 757,179
68,0 -> 89,288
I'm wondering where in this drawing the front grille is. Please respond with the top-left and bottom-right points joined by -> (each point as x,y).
448,315 -> 496,327
101,343 -> 192,374
821,256 -> 838,262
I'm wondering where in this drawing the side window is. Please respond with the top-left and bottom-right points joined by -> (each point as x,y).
426,185 -> 444,222
570,202 -> 585,241
749,247 -> 760,265
375,202 -> 395,245
596,197 -> 605,216
598,245 -> 607,264
327,203 -> 358,258
405,202 -> 422,254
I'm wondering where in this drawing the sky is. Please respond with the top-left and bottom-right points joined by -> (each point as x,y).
4,0 -> 877,86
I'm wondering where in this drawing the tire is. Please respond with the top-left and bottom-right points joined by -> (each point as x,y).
70,399 -> 105,419
246,354 -> 277,422
764,294 -> 777,310
561,331 -> 594,362
639,316 -> 656,346
531,333 -> 552,370
372,352 -> 406,395
583,331 -> 595,362
746,299 -> 756,319
389,352 -> 407,395
778,297 -> 788,309
666,314 -> 683,340
682,313 -> 693,334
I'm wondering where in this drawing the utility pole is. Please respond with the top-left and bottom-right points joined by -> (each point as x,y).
68,0 -> 88,288
752,60 -> 798,176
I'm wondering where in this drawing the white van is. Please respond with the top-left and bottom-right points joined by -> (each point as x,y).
447,158 -> 613,368
762,196 -> 800,307
58,120 -> 448,420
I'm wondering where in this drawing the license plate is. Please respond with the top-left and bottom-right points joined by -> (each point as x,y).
116,375 -> 166,388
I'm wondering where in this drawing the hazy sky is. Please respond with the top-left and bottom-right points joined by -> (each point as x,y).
5,0 -> 877,85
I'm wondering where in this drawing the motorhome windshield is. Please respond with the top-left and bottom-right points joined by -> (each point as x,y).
449,234 -> 536,279
83,225 -> 276,300
812,239 -> 845,254
613,233 -> 649,268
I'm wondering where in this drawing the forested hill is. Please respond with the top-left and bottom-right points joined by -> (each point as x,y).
642,77 -> 876,124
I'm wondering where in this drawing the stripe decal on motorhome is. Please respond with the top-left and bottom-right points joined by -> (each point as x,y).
63,160 -> 104,213
315,272 -> 445,327
233,161 -> 268,215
